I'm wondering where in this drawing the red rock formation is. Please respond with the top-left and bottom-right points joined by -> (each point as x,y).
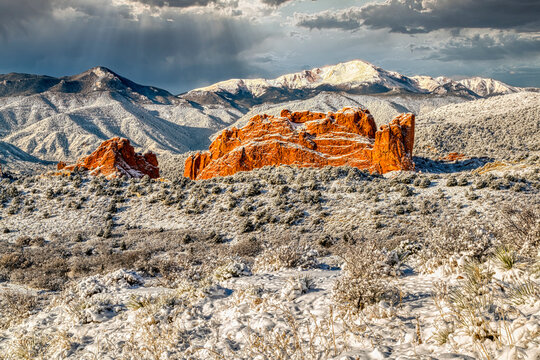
371,113 -> 415,173
185,108 -> 415,180
60,137 -> 159,179
439,152 -> 467,162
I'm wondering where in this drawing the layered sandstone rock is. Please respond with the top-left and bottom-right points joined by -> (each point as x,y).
185,108 -> 415,180
59,137 -> 159,179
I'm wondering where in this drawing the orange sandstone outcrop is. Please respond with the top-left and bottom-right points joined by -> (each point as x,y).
439,152 -> 467,162
59,137 -> 159,179
185,107 -> 415,180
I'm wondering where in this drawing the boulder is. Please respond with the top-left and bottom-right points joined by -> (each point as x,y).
59,137 -> 159,179
185,107 -> 414,180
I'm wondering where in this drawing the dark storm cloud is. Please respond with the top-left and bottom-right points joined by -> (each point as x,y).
132,0 -> 291,9
295,10 -> 361,31
295,0 -> 540,33
0,0 -> 56,38
132,0 -> 217,8
431,34 -> 540,61
261,0 -> 292,6
0,1 -> 271,93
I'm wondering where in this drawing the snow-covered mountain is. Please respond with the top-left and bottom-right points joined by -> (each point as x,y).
0,60 -> 536,168
456,77 -> 520,97
0,68 -> 245,163
183,60 -> 526,107
0,67 -> 177,105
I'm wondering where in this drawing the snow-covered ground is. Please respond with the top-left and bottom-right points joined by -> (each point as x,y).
0,256 -> 538,359
0,158 -> 539,359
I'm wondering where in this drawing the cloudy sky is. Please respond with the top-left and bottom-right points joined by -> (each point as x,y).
0,0 -> 539,93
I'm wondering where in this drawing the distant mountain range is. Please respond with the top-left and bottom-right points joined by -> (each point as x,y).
184,60 -> 529,106
0,60 -> 537,168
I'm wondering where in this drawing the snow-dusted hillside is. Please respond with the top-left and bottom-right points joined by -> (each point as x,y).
415,92 -> 540,159
0,141 -> 50,168
0,92 -> 243,161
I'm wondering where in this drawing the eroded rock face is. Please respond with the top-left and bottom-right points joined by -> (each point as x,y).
185,108 -> 414,180
371,113 -> 415,174
60,137 -> 159,179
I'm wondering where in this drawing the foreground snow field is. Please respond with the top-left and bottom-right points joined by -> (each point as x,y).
0,158 -> 539,359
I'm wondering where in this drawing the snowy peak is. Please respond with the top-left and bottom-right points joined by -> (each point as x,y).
457,77 -> 519,97
193,60 -> 418,93
411,76 -> 476,97
184,60 -> 426,107
274,60 -> 380,88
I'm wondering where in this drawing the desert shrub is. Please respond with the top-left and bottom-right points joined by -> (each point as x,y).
457,177 -> 468,186
333,242 -> 399,311
400,185 -> 413,197
418,222 -> 493,274
14,236 -> 45,247
6,204 -> 19,215
107,201 -> 117,213
446,177 -> 458,187
241,219 -> 255,233
488,180 -> 501,190
436,261 -> 499,343
465,189 -> 478,200
301,190 -> 321,204
0,228 -> 224,290
6,186 -> 19,198
244,183 -> 261,197
206,231 -> 224,244
212,257 -> 251,281
0,290 -> 39,329
474,178 -> 488,189
318,234 -> 334,248
232,236 -> 262,257
432,256 -> 540,358
493,246 -> 520,271
497,206 -> 540,257
141,175 -> 150,183
414,176 -> 431,188
253,243 -> 318,272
